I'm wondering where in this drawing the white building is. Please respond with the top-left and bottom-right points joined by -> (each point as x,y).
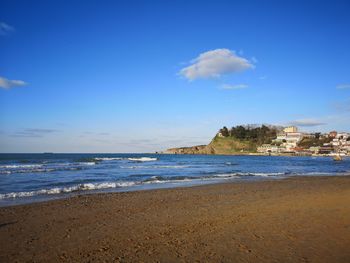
257,144 -> 289,154
275,131 -> 304,150
283,126 -> 298,133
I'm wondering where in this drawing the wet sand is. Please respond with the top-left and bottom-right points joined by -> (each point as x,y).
1,176 -> 350,262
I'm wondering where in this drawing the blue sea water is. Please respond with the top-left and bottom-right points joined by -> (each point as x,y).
0,153 -> 349,206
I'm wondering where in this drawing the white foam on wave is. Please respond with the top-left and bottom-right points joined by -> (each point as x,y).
78,162 -> 96,166
225,162 -> 238,166
302,172 -> 345,176
127,157 -> 158,162
92,157 -> 157,162
226,172 -> 286,177
121,165 -> 188,169
141,171 -> 287,186
94,157 -> 123,161
212,173 -> 240,178
0,162 -> 96,175
143,176 -> 193,185
0,181 -> 137,199
248,172 -> 285,177
0,164 -> 43,169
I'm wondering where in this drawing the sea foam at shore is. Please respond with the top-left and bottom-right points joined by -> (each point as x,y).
0,153 -> 349,206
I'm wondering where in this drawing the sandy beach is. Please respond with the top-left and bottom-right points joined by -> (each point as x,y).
1,176 -> 350,262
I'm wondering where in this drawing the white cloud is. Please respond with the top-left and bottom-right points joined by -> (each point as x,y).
220,84 -> 248,90
289,119 -> 326,127
333,97 -> 350,112
336,84 -> 350,89
0,76 -> 27,89
179,48 -> 254,80
11,128 -> 60,138
0,22 -> 14,35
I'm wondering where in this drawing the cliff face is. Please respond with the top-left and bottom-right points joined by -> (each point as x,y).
165,125 -> 279,155
165,145 -> 211,154
165,136 -> 258,155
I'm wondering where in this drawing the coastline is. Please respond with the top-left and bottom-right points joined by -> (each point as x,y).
1,175 -> 350,262
161,151 -> 350,157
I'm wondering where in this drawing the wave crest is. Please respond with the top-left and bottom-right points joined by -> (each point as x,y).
127,157 -> 157,162
0,181 -> 136,199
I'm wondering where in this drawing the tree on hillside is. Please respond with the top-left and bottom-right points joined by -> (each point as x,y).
219,126 -> 229,137
315,132 -> 321,139
223,124 -> 278,144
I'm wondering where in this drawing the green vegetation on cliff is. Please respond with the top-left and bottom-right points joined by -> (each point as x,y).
208,125 -> 279,154
297,136 -> 332,148
166,125 -> 280,155
219,125 -> 278,144
207,136 -> 257,154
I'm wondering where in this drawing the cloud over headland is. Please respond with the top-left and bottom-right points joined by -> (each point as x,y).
220,84 -> 248,90
289,119 -> 326,127
179,49 -> 254,80
336,84 -> 350,89
11,128 -> 60,138
0,22 -> 14,35
0,76 -> 27,89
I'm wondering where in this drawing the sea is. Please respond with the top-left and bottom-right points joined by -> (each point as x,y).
0,153 -> 349,206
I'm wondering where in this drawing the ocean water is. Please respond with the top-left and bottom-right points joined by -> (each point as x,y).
0,153 -> 349,206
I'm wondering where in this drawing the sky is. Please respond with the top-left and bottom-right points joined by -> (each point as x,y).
1,0 -> 350,153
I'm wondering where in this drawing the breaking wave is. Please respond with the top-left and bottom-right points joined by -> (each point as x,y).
127,157 -> 158,162
80,157 -> 158,162
0,164 -> 43,169
121,165 -> 189,169
0,181 -> 136,199
0,162 -> 95,175
93,157 -> 123,161
92,157 -> 158,162
0,171 -> 288,200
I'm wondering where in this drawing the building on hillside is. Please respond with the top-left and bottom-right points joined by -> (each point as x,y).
303,133 -> 316,138
336,132 -> 349,140
292,147 -> 311,156
332,138 -> 340,146
283,126 -> 298,133
318,146 -> 334,154
341,143 -> 350,155
274,131 -> 304,150
308,146 -> 320,154
257,144 -> 285,154
329,131 -> 337,138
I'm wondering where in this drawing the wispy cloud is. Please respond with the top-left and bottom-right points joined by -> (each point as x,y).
333,97 -> 350,112
80,131 -> 110,137
0,76 -> 27,89
128,139 -> 154,144
0,22 -> 14,35
336,84 -> 350,89
259,75 -> 267,80
11,128 -> 60,138
179,48 -> 254,80
220,84 -> 248,90
98,132 -> 110,136
289,119 -> 326,127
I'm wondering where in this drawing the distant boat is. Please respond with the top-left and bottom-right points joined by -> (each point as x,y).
333,155 -> 342,161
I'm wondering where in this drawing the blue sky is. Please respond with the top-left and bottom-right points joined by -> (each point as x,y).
1,0 -> 350,153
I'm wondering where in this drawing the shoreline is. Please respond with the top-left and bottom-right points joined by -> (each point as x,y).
1,175 -> 350,262
2,172 -> 350,208
161,151 -> 350,157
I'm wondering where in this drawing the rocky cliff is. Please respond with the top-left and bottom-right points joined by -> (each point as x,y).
165,125 -> 279,155
165,136 -> 258,155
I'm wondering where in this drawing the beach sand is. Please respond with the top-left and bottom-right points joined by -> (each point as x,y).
1,176 -> 350,262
